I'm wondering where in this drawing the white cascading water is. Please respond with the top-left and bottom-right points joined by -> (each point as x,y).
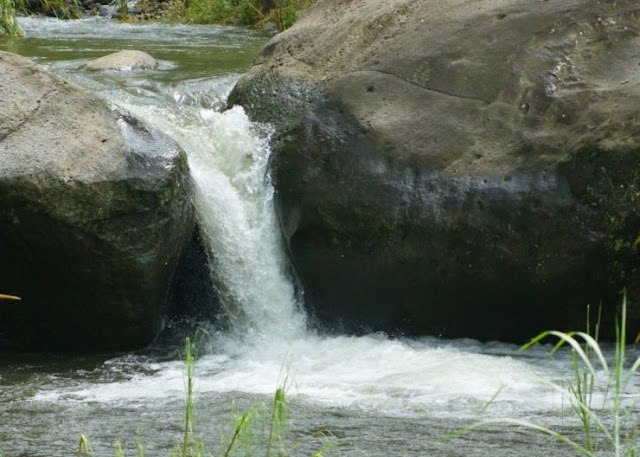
36,84 -> 579,420
118,97 -> 306,343
5,20 -> 638,457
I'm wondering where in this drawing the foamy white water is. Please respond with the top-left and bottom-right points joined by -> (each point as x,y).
5,20 -> 640,457
116,96 -> 306,343
30,77 -> 619,422
33,332 -> 580,420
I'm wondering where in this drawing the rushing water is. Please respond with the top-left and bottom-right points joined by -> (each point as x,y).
1,17 -> 639,457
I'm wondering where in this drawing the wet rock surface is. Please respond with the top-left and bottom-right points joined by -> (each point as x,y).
229,0 -> 640,341
0,51 -> 194,352
86,50 -> 159,71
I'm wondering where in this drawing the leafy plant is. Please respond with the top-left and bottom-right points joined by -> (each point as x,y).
442,293 -> 640,457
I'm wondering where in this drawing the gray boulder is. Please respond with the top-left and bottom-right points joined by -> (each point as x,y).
86,50 -> 159,71
0,51 -> 193,351
229,0 -> 640,341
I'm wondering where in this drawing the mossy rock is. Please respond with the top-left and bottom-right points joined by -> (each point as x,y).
0,51 -> 194,352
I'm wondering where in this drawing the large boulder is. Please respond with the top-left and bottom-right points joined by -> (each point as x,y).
0,51 -> 194,352
229,0 -> 640,341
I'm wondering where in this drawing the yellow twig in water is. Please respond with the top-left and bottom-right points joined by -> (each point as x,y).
0,294 -> 21,301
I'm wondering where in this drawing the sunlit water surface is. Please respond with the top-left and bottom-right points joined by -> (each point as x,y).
1,17 -> 639,457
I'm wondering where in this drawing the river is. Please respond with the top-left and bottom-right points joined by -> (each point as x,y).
1,17 -> 638,457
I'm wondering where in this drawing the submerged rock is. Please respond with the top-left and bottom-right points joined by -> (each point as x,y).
86,50 -> 159,71
0,51 -> 193,352
229,0 -> 640,341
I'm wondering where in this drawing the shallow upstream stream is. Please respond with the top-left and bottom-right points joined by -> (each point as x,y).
1,18 -> 639,456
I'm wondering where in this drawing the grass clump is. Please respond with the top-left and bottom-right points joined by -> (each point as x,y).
171,335 -> 337,457
76,335 -> 338,457
443,292 -> 640,457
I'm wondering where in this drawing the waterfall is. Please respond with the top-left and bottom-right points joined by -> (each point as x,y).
7,20 -> 629,457
100,83 -> 565,421
117,91 -> 306,343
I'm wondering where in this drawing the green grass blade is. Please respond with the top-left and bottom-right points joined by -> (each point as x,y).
477,385 -> 504,415
181,336 -> 196,457
266,387 -> 287,457
288,428 -> 342,457
440,418 -> 593,457
115,439 -> 125,457
538,376 -> 613,443
77,434 -> 93,457
572,331 -> 610,375
223,408 -> 256,457
521,331 -> 601,378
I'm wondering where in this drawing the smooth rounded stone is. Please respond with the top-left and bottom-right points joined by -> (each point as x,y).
229,0 -> 640,341
86,49 -> 159,71
0,51 -> 194,352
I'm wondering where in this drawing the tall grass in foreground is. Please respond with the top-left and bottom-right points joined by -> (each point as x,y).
76,335 -> 338,457
443,293 -> 640,457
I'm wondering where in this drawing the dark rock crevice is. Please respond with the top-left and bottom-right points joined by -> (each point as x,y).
346,69 -> 493,104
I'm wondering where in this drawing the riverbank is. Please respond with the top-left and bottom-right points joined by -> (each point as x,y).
10,0 -> 316,29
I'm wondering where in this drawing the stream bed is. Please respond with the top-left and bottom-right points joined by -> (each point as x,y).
1,17 -> 639,457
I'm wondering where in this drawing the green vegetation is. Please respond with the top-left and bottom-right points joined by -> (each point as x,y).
443,294 -> 640,457
75,335 -> 338,457
0,0 -> 22,37
13,0 -> 81,18
2,0 -> 313,36
115,0 -> 128,18
1,0 -> 81,37
170,0 -> 315,31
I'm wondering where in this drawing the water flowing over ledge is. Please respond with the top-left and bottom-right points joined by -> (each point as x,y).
117,98 -> 306,343
1,17 -> 639,457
